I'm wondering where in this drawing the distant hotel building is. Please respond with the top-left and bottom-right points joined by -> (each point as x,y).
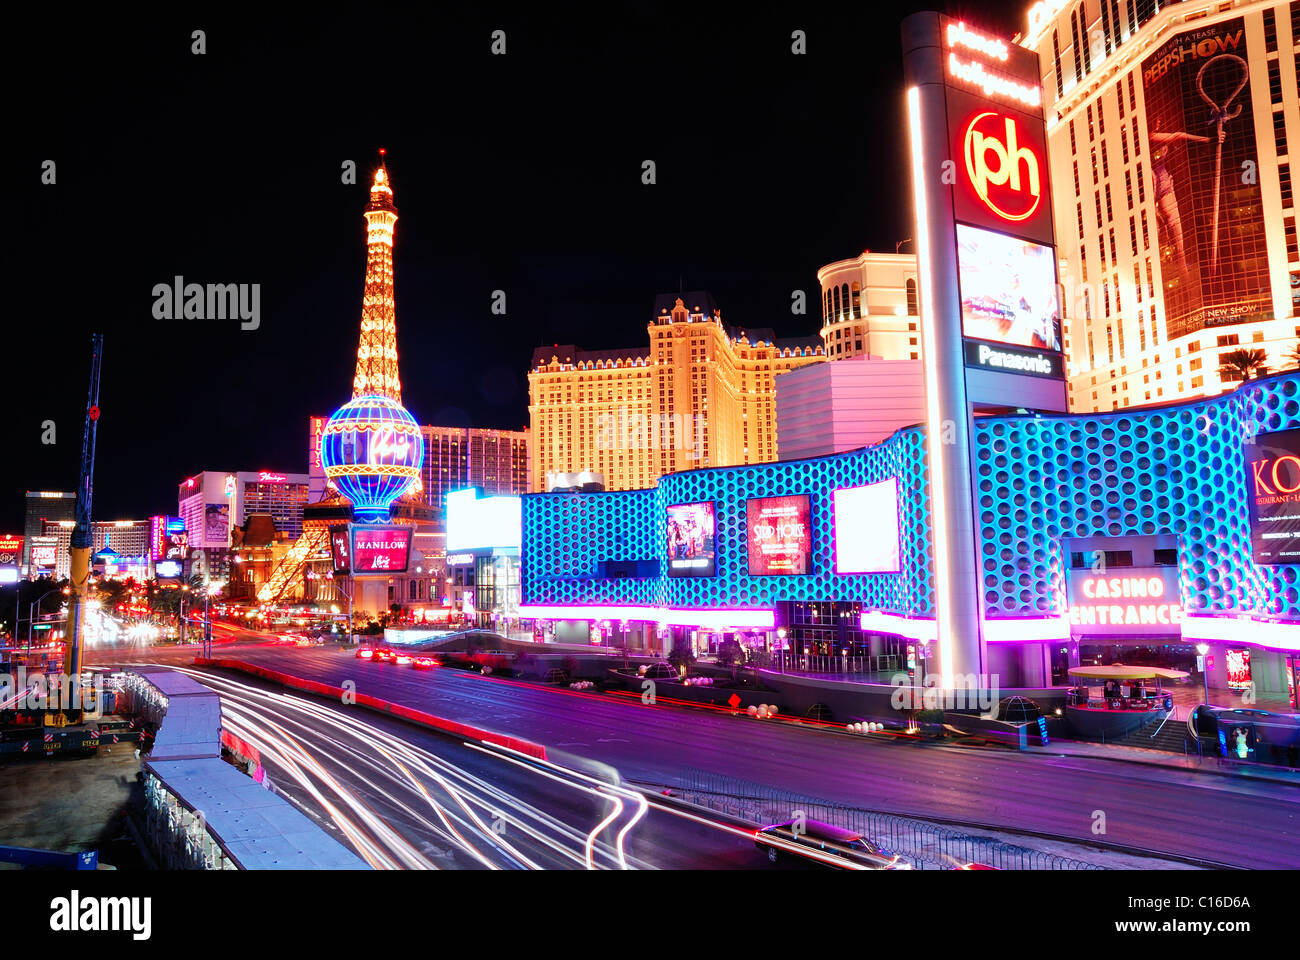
773,253 -> 929,459
22,491 -> 76,577
41,519 -> 152,580
420,426 -> 530,520
1023,0 -> 1300,410
178,470 -> 311,548
528,292 -> 825,491
816,251 -> 925,360
306,417 -> 529,520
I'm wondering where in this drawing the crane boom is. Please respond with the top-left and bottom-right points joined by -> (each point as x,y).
62,334 -> 103,701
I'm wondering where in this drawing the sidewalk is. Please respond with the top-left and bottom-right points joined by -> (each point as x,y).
1019,736 -> 1300,786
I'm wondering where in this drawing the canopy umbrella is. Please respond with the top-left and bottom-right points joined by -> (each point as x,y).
1068,664 -> 1189,681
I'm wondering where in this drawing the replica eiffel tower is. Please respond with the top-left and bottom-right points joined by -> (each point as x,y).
259,153 -> 430,605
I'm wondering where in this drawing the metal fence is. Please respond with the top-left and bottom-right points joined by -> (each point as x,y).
677,768 -> 1104,870
142,774 -> 237,870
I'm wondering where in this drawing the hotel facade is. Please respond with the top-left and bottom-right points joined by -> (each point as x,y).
528,292 -> 825,491
1023,0 -> 1300,410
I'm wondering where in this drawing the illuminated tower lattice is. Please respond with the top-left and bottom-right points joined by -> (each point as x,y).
353,153 -> 402,402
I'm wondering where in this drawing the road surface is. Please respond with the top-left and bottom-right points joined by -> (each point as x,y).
106,637 -> 1300,868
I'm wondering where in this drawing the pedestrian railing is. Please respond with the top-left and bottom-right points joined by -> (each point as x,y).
775,653 -> 900,675
677,768 -> 1104,870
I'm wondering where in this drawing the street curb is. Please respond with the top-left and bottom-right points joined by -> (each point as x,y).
499,668 -> 1300,785
1016,741 -> 1300,786
194,657 -> 548,761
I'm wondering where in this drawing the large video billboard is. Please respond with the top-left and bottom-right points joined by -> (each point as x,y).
445,488 -> 522,551
30,536 -> 57,571
957,223 -> 1061,351
667,502 -> 716,577
351,525 -> 412,575
832,479 -> 901,574
1244,427 -> 1300,564
746,496 -> 812,577
1142,17 -> 1270,339
330,526 -> 351,573
203,504 -> 230,547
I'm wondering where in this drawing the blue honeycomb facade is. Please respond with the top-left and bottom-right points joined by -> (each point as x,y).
975,372 -> 1300,622
521,372 -> 1300,626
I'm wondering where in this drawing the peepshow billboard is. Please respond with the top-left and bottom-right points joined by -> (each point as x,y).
1142,17 -> 1271,339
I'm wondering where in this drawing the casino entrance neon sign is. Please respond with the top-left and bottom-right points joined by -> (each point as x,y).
963,111 -> 1043,222
1069,574 -> 1182,631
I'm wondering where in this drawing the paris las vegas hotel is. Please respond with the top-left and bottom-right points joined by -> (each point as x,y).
531,1 -> 1300,491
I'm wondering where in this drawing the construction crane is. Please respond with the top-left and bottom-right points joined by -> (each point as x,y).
62,334 -> 103,697
1,334 -> 140,754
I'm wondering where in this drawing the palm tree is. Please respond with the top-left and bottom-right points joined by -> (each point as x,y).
1283,341 -> 1300,371
1218,348 -> 1270,383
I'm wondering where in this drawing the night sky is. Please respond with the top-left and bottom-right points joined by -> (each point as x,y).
8,2 -> 1020,531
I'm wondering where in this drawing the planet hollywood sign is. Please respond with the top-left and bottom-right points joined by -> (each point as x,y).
944,20 -> 1041,109
1067,570 -> 1183,634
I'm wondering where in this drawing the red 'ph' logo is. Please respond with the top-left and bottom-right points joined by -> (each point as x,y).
963,111 -> 1042,223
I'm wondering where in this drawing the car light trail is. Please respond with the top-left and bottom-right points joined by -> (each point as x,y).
149,665 -> 655,870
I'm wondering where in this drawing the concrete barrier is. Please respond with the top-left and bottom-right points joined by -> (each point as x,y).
130,668 -> 367,870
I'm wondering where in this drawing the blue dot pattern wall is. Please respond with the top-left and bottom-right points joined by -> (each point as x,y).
522,427 -> 935,615
521,372 -> 1300,624
974,372 -> 1300,621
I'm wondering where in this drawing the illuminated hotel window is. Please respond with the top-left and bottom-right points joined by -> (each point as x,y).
1053,30 -> 1064,98
1069,118 -> 1077,156
906,278 -> 918,314
1080,6 -> 1091,73
1127,71 -> 1136,111
1105,185 -> 1113,222
1116,84 -> 1124,120
1098,104 -> 1106,137
1269,61 -> 1283,104
1280,164 -> 1292,206
1094,191 -> 1103,229
1132,117 -> 1141,157
1071,13 -> 1084,84
1276,112 -> 1289,160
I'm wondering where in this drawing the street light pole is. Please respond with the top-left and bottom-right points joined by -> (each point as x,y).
26,587 -> 66,653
